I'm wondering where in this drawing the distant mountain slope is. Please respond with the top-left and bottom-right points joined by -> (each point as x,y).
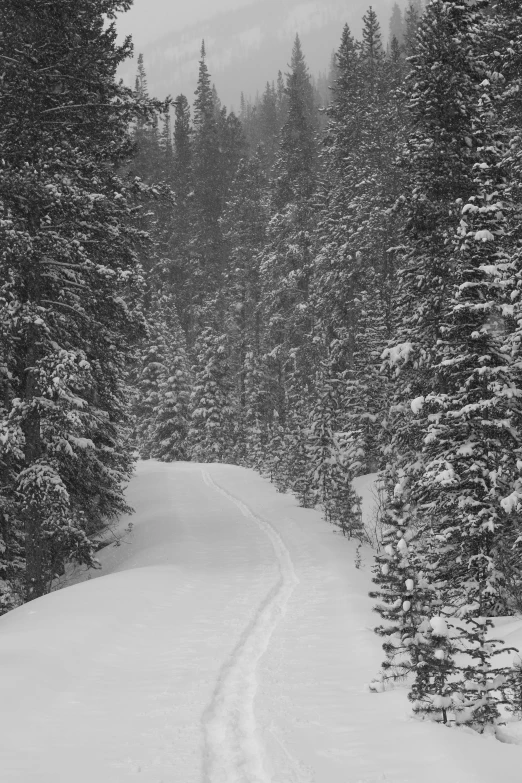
120,0 -> 399,109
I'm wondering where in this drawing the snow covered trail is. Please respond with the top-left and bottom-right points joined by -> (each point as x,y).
0,461 -> 521,783
201,469 -> 299,783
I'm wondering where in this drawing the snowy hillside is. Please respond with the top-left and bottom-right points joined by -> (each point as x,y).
1,462 -> 521,782
119,0 -> 400,107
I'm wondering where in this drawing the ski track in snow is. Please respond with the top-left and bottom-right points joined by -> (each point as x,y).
201,468 -> 301,783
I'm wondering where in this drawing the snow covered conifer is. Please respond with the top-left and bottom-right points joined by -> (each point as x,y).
379,0 -> 519,726
403,1 -> 423,58
313,16 -> 401,479
188,322 -> 236,463
0,0 -> 150,604
408,615 -> 461,724
134,301 -> 173,460
389,3 -> 405,48
307,365 -> 363,536
307,368 -> 340,517
369,486 -> 428,686
257,37 -> 319,490
132,54 -> 163,183
283,384 -> 314,508
169,94 -> 193,331
189,43 -> 224,330
263,412 -> 287,486
221,151 -> 270,461
148,300 -> 191,462
273,35 -> 317,211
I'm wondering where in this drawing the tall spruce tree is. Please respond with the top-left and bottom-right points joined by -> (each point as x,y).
131,54 -> 163,183
189,43 -> 224,335
0,0 -> 152,606
221,151 -> 271,462
389,3 -> 405,48
170,94 -> 193,331
149,298 -> 192,462
312,17 -> 403,481
260,38 -> 319,451
188,321 -> 236,463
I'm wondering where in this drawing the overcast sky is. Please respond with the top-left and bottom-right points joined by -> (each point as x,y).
116,0 -> 258,48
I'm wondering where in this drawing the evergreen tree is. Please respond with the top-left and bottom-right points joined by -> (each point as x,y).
361,6 -> 385,85
219,111 -> 248,206
188,322 -> 236,463
149,300 -> 191,462
258,82 -> 280,168
274,36 -> 318,210
313,17 -> 403,479
0,0 -> 151,606
173,95 -> 192,198
369,499 -> 429,688
389,3 -> 405,48
131,54 -> 163,183
255,37 -> 320,503
276,70 -> 289,130
404,1 -> 424,58
378,0 -> 516,729
307,365 -> 363,536
170,94 -> 193,330
134,322 -> 168,460
221,151 -> 270,461
189,43 -> 224,333
481,0 -> 522,614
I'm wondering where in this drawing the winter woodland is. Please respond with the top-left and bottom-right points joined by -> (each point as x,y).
2,0 -> 522,739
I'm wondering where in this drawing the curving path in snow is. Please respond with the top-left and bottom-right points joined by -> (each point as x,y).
0,461 -> 521,783
201,468 -> 299,783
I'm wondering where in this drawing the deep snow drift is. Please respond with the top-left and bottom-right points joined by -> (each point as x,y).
0,461 -> 521,782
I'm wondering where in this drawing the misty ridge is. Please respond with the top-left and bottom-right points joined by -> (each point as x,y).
119,0 -> 401,109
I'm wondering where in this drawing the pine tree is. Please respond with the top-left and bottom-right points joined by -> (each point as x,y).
0,0 -> 152,606
131,54 -> 163,183
389,3 -> 405,48
369,460 -> 432,690
361,6 -> 384,85
221,151 -> 270,462
404,1 -> 424,58
173,95 -> 192,198
307,365 -> 363,536
134,323 -> 168,460
273,36 -> 318,210
282,375 -> 314,507
170,94 -> 193,331
313,16 -> 402,479
408,615 -> 462,723
480,1 -> 522,614
256,37 -> 320,495
188,322 -> 236,463
160,110 -> 174,184
258,82 -> 280,168
149,300 -> 192,462
189,43 -> 224,333
276,70 -> 289,131
219,110 -> 248,206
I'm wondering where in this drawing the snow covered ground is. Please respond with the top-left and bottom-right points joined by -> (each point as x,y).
1,461 -> 521,782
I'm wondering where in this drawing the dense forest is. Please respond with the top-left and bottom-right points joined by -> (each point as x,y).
2,0 -> 522,730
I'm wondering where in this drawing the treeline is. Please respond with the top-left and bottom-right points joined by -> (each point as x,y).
133,0 -> 522,731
